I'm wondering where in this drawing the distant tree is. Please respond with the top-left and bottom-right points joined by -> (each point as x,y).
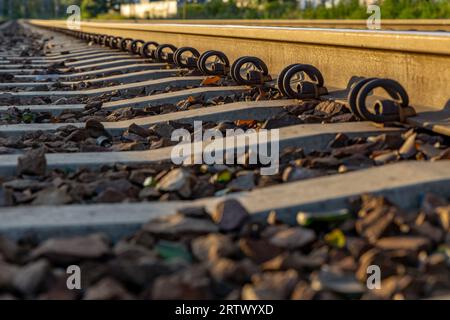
80,0 -> 109,18
1,0 -> 449,19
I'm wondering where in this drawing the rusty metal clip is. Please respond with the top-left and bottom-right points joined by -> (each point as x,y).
173,47 -> 200,69
279,64 -> 326,99
230,56 -> 269,85
197,50 -> 230,76
356,78 -> 412,123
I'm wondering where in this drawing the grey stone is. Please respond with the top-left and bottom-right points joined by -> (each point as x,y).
32,233 -> 111,264
211,199 -> 249,232
17,148 -> 47,176
157,168 -> 192,198
269,227 -> 316,250
13,259 -> 51,295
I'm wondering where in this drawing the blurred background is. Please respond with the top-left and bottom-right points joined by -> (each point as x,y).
0,0 -> 449,20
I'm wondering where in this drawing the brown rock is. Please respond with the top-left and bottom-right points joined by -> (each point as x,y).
85,118 -> 108,138
84,278 -> 134,300
151,265 -> 212,299
373,151 -> 399,165
121,131 -> 147,143
0,236 -> 20,262
282,167 -> 321,182
417,143 -> 442,159
128,123 -> 151,138
113,241 -> 157,260
13,259 -> 51,296
32,187 -> 73,205
315,101 -> 343,115
95,188 -> 127,203
191,234 -> 237,261
2,179 -> 50,191
242,270 -> 298,300
329,113 -> 356,123
398,133 -> 417,159
421,193 -> 447,216
32,234 -> 110,264
346,237 -> 370,258
376,236 -> 431,252
413,221 -> 444,243
40,273 -> 80,300
356,195 -> 398,243
0,187 -> 6,207
341,153 -> 374,168
211,199 -> 249,232
311,268 -> 365,295
149,122 -> 175,139
239,238 -> 283,264
368,133 -> 404,150
434,147 -> 450,160
84,101 -> 103,110
269,227 -> 316,250
138,187 -> 160,199
363,275 -> 413,300
436,206 -> 450,231
357,209 -> 396,243
90,178 -> 137,197
65,129 -> 88,142
261,114 -> 303,129
129,169 -> 156,185
157,168 -> 192,198
327,133 -> 349,149
262,251 -> 326,271
227,171 -> 255,191
208,258 -> 258,283
107,257 -> 167,289
356,248 -> 394,282
17,148 -> 47,176
332,142 -> 376,158
310,156 -> 341,169
0,261 -> 19,290
291,281 -> 316,300
114,141 -> 147,152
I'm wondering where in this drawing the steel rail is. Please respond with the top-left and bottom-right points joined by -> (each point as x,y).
28,20 -> 450,115
87,19 -> 450,32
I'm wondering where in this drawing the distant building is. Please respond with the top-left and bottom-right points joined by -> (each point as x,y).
296,0 -> 347,10
120,0 -> 178,18
359,0 -> 380,5
221,0 -> 380,10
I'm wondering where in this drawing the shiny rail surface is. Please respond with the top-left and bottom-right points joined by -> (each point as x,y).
88,19 -> 450,31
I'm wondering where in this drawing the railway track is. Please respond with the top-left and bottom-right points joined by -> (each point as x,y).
92,19 -> 450,32
0,20 -> 449,300
4,18 -> 448,35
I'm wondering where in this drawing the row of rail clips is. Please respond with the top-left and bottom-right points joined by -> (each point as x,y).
50,28 -> 415,124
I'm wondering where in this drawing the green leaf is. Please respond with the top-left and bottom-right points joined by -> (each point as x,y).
143,176 -> 156,187
325,229 -> 346,249
22,113 -> 35,123
214,170 -> 232,184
